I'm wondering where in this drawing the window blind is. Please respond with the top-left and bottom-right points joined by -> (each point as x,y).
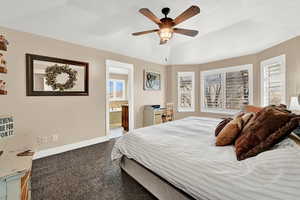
201,65 -> 252,114
177,72 -> 195,112
261,56 -> 286,106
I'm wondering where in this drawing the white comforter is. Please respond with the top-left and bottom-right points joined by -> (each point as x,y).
112,117 -> 300,200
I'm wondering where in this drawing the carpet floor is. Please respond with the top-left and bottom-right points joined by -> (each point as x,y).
31,140 -> 157,200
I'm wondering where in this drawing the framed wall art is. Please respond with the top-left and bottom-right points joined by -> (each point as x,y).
26,54 -> 89,96
0,115 -> 14,139
143,70 -> 161,91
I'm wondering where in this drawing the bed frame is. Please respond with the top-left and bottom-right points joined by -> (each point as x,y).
121,156 -> 195,200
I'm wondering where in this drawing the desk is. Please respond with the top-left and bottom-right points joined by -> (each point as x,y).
143,106 -> 167,127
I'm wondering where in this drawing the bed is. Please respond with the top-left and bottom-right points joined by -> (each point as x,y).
112,117 -> 300,200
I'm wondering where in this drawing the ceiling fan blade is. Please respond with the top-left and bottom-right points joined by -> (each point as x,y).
132,29 -> 159,36
173,6 -> 200,26
174,28 -> 198,37
139,8 -> 161,25
160,40 -> 167,45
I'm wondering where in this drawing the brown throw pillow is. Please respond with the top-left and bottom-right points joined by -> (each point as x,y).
235,106 -> 299,160
216,115 -> 244,146
215,118 -> 232,137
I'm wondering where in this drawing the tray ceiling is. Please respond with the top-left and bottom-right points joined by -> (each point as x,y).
1,0 -> 300,65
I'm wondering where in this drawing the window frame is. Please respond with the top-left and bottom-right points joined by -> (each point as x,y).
200,64 -> 253,114
177,71 -> 195,112
260,55 -> 286,107
109,79 -> 126,101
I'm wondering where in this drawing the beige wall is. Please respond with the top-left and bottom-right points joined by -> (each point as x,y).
0,26 -> 166,151
1,25 -> 299,151
167,36 -> 300,120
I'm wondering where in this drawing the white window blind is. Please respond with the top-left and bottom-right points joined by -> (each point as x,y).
177,72 -> 195,112
201,65 -> 253,114
261,55 -> 286,106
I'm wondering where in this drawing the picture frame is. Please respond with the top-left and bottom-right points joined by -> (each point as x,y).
143,70 -> 161,91
26,54 -> 89,96
0,115 -> 14,140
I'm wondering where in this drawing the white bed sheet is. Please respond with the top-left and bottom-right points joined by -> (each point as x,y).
112,117 -> 300,200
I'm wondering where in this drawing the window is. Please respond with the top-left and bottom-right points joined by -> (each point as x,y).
177,72 -> 195,112
109,79 -> 126,101
201,65 -> 253,114
261,55 -> 286,106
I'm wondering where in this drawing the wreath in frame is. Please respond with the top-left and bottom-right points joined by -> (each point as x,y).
45,64 -> 77,91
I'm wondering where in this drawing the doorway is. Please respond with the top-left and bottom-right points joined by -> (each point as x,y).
105,60 -> 134,138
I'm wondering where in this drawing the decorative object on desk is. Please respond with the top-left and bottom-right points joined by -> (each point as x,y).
289,96 -> 300,114
161,114 -> 167,123
165,102 -> 174,121
144,70 -> 161,90
0,35 -> 9,51
0,80 -> 7,95
45,64 -> 78,91
0,115 -> 14,139
26,54 -> 89,96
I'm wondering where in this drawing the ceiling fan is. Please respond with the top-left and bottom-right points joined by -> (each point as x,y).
132,6 -> 200,45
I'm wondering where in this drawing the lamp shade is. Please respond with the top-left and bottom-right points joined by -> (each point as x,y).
289,96 -> 300,111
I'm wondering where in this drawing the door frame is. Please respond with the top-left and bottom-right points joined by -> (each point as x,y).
105,60 -> 134,137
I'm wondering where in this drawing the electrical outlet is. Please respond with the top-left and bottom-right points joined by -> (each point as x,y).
52,134 -> 58,142
37,136 -> 48,145
37,136 -> 43,145
42,136 -> 47,144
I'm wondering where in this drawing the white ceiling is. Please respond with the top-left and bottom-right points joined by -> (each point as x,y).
1,0 -> 300,65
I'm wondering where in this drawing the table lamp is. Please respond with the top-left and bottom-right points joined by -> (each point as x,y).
289,96 -> 300,136
289,96 -> 300,114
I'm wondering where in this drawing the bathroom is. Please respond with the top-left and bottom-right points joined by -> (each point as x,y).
108,66 -> 129,138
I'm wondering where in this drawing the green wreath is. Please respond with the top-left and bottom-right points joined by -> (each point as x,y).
45,64 -> 77,91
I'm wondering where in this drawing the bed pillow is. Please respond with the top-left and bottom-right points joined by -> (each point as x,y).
235,106 -> 299,160
215,118 -> 232,137
216,115 -> 244,146
216,113 -> 254,146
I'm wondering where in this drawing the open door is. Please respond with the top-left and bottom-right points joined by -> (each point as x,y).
106,60 -> 134,138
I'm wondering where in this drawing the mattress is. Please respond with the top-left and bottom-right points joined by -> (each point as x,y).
112,117 -> 300,200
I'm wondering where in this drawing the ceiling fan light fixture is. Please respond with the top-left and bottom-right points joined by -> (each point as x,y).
159,28 -> 173,41
133,6 -> 200,44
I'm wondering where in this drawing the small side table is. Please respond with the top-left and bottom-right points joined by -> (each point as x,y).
0,150 -> 34,200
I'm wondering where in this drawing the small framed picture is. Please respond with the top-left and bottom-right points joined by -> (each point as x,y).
0,35 -> 9,51
0,115 -> 14,139
143,70 -> 161,91
0,80 -> 7,95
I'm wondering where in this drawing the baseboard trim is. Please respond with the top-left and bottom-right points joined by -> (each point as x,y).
33,136 -> 110,160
